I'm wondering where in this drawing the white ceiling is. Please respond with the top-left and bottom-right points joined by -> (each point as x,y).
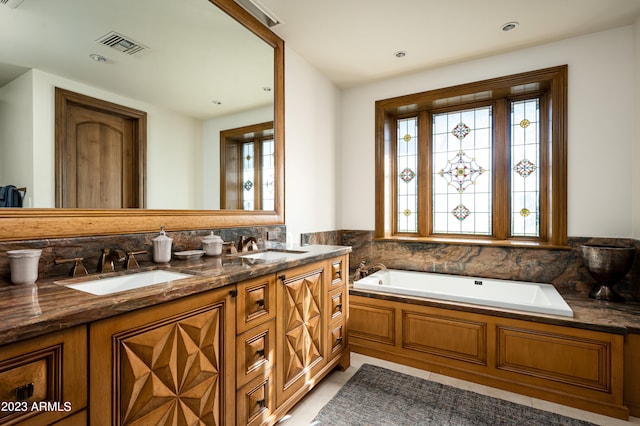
0,0 -> 274,119
2,0 -> 639,117
259,0 -> 640,88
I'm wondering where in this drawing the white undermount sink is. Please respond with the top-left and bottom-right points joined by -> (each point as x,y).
58,270 -> 193,296
238,249 -> 308,262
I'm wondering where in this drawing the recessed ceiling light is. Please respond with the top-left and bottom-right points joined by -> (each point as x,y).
394,51 -> 407,58
501,22 -> 519,32
89,54 -> 107,63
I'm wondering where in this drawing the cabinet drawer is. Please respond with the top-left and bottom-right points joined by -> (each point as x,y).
329,257 -> 347,290
0,356 -> 49,413
237,370 -> 275,426
0,326 -> 86,426
327,287 -> 346,325
328,320 -> 347,361
237,275 -> 276,334
236,320 -> 276,388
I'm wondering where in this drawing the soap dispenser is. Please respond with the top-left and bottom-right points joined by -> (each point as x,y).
202,232 -> 223,256
153,226 -> 173,263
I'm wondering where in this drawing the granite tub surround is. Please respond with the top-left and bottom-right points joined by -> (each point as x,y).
302,230 -> 640,333
303,230 -> 640,302
0,243 -> 351,346
0,225 -> 286,282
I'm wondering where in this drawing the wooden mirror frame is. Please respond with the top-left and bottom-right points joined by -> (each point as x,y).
0,0 -> 285,241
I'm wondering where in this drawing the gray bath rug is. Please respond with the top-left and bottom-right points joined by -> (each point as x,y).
312,363 -> 597,426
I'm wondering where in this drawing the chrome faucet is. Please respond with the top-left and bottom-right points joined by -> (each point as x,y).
353,261 -> 387,281
238,236 -> 259,252
97,248 -> 125,273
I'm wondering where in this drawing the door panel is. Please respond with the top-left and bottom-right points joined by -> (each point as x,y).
55,88 -> 146,209
65,105 -> 136,208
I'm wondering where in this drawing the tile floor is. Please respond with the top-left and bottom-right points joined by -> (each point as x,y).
279,353 -> 640,426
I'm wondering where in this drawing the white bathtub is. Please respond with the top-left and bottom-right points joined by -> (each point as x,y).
353,269 -> 573,317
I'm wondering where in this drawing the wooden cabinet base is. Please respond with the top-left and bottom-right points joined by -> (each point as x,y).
350,295 -> 628,420
89,287 -> 235,425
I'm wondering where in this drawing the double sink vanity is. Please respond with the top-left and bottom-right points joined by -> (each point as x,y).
0,243 -> 351,425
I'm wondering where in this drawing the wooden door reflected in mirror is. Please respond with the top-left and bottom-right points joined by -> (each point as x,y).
56,88 -> 146,208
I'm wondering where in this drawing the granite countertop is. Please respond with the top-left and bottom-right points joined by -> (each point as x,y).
349,288 -> 640,335
0,244 -> 351,346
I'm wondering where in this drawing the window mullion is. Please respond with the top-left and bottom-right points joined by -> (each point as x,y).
254,138 -> 263,209
419,111 -> 430,236
493,99 -> 509,240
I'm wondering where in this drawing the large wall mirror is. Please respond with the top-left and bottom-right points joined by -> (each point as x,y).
0,0 -> 284,240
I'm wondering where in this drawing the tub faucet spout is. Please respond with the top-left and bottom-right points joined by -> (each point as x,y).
353,261 -> 387,281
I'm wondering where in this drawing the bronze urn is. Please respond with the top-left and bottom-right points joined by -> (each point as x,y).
580,244 -> 635,302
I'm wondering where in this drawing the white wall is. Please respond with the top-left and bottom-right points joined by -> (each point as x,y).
339,25 -> 637,238
1,69 -> 203,209
284,46 -> 342,240
0,71 -> 33,206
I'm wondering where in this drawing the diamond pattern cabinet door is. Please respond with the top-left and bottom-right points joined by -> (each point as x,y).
276,261 -> 327,407
90,286 -> 235,426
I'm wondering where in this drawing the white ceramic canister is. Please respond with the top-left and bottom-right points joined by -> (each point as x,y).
202,232 -> 223,256
153,226 -> 173,263
7,249 -> 42,285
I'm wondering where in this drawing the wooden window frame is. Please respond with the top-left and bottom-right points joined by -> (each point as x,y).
220,121 -> 274,210
375,66 -> 568,247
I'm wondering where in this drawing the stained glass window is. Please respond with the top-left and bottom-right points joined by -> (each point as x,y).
432,107 -> 492,235
242,142 -> 255,210
378,66 -> 567,245
510,99 -> 540,237
261,138 -> 275,211
396,117 -> 418,233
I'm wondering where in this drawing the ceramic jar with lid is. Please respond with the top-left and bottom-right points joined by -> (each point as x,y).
153,226 -> 173,263
202,232 -> 223,256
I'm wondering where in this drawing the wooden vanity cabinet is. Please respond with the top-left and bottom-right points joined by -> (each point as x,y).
89,285 -> 236,425
0,252 -> 349,426
236,275 -> 277,426
0,325 -> 87,426
327,257 -> 348,362
236,255 -> 350,425
275,256 -> 350,416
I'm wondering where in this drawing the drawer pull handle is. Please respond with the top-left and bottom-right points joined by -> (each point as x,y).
335,336 -> 343,344
257,399 -> 266,408
256,348 -> 265,357
335,270 -> 342,278
16,383 -> 34,401
278,274 -> 286,282
256,299 -> 265,307
335,303 -> 342,310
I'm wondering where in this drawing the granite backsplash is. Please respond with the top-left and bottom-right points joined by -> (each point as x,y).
302,230 -> 640,302
0,225 -> 286,283
3,226 -> 638,302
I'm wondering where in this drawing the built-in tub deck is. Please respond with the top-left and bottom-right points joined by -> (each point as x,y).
349,270 -> 640,420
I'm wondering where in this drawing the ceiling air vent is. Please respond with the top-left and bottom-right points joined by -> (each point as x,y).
0,0 -> 25,8
95,31 -> 148,56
